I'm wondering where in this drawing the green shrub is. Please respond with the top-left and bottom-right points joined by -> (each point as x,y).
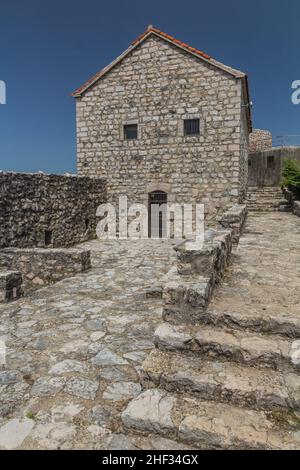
281,159 -> 300,198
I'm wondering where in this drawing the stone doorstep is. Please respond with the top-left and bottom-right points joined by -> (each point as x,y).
153,323 -> 300,373
140,349 -> 300,412
122,389 -> 300,450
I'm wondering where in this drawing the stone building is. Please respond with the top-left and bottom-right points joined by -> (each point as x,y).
73,26 -> 252,223
249,128 -> 273,153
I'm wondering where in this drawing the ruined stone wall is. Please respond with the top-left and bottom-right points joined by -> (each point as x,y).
76,35 -> 249,221
0,172 -> 107,249
249,129 -> 272,153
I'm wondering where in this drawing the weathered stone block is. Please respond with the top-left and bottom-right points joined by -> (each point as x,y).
0,271 -> 23,303
162,277 -> 213,324
176,244 -> 217,277
293,201 -> 300,217
218,204 -> 247,243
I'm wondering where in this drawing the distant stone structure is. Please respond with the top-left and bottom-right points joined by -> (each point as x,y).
249,128 -> 272,153
73,26 -> 252,221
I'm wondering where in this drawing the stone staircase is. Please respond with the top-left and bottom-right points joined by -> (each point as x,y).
246,186 -> 286,212
122,208 -> 300,450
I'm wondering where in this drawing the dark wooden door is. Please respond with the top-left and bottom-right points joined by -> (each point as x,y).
148,191 -> 167,238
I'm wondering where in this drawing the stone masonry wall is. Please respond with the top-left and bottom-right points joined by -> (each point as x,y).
0,248 -> 91,293
76,35 -> 249,222
249,129 -> 272,153
0,172 -> 107,249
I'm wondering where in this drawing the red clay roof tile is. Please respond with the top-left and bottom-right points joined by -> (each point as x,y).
72,26 -> 246,97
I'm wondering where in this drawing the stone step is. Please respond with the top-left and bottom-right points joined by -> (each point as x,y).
203,307 -> 300,339
154,323 -> 299,372
141,349 -> 300,412
163,299 -> 300,338
122,389 -> 300,449
247,186 -> 283,193
247,207 -> 280,212
246,199 -> 282,204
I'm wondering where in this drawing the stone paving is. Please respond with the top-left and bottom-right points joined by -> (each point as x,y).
0,238 -> 179,449
0,212 -> 299,449
122,212 -> 300,449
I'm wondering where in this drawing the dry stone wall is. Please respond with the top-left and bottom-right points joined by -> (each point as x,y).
162,204 -> 246,324
0,248 -> 91,293
0,172 -> 107,249
76,35 -> 249,222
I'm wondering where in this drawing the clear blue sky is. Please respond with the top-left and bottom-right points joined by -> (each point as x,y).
0,0 -> 299,173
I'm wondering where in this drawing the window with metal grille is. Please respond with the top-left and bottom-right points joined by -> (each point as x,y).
124,124 -> 138,140
184,118 -> 200,135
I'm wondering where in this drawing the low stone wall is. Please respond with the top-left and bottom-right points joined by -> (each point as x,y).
293,201 -> 300,217
0,248 -> 91,293
163,229 -> 233,324
0,172 -> 107,249
0,271 -> 23,303
162,204 -> 246,324
282,188 -> 300,216
218,204 -> 247,243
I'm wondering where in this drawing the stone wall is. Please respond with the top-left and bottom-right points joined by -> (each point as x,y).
283,188 -> 300,216
218,204 -> 247,243
0,248 -> 91,292
0,172 -> 107,249
76,35 -> 249,222
249,129 -> 272,153
162,204 -> 246,324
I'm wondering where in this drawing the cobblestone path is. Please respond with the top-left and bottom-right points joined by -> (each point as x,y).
0,212 -> 299,449
0,239 -> 179,449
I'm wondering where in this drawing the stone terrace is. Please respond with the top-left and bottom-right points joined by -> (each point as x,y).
0,212 -> 300,449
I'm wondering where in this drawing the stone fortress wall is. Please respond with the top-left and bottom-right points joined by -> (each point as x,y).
0,172 -> 107,299
0,172 -> 106,249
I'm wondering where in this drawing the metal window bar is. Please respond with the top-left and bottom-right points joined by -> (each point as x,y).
184,119 -> 200,135
124,124 -> 138,140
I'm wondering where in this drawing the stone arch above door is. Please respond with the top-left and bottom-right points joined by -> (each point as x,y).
143,182 -> 175,206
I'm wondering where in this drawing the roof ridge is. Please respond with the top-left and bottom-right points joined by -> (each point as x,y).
132,26 -> 211,60
71,26 -> 248,101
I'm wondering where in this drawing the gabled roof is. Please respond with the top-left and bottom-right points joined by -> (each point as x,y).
72,26 -> 252,130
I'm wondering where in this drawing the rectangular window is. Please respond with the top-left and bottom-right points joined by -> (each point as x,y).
124,124 -> 138,140
184,118 -> 200,136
